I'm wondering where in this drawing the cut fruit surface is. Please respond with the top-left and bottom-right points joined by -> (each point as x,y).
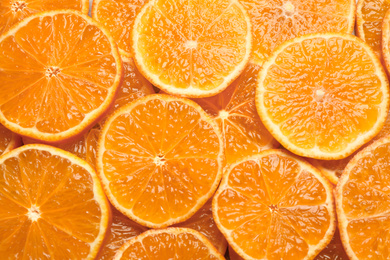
132,0 -> 252,97
257,33 -> 389,160
213,149 -> 336,260
97,94 -> 224,228
0,0 -> 89,35
114,228 -> 224,260
174,199 -> 227,255
0,10 -> 122,143
357,0 -> 390,58
0,124 -> 21,155
0,144 -> 110,259
314,228 -> 349,260
194,64 -> 278,165
336,135 -> 390,260
238,0 -> 355,66
381,9 -> 390,73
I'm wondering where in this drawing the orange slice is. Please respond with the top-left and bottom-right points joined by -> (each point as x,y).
314,228 -> 349,260
257,33 -> 390,160
97,94 -> 224,228
194,64 -> 278,165
213,149 -> 336,260
174,199 -> 227,255
381,9 -> 390,73
132,0 -> 252,97
336,135 -> 390,259
239,0 -> 355,66
114,228 -> 224,260
0,144 -> 110,259
0,0 -> 89,35
357,0 -> 390,58
97,206 -> 147,260
0,10 -> 122,143
0,123 -> 21,155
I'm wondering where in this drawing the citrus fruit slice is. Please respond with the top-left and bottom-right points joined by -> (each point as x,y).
194,64 -> 278,165
97,94 -> 224,228
381,9 -> 390,73
114,228 -> 224,260
132,0 -> 252,97
238,0 -> 355,66
213,149 -> 336,260
97,206 -> 147,260
0,0 -> 89,35
0,144 -> 110,259
336,135 -> 390,259
0,10 -> 122,143
174,199 -> 227,255
357,0 -> 390,58
0,123 -> 21,155
229,246 -> 243,260
257,33 -> 390,160
314,228 -> 349,260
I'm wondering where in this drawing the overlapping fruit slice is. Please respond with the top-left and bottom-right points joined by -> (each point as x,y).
314,228 -> 349,260
0,123 -> 20,156
114,228 -> 224,260
97,94 -> 223,228
336,135 -> 390,259
0,10 -> 122,142
195,64 -> 278,165
257,33 -> 389,160
132,0 -> 252,97
381,10 -> 390,73
0,145 -> 110,259
213,149 -> 335,260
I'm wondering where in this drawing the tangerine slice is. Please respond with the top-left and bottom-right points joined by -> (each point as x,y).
0,124 -> 21,155
0,144 -> 110,259
381,9 -> 390,73
114,228 -> 224,260
336,135 -> 390,259
97,94 -> 223,228
213,149 -> 336,260
194,64 -> 278,165
0,10 -> 122,142
132,0 -> 252,97
257,33 -> 389,160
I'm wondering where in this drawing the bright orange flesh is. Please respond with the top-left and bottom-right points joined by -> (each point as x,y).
257,33 -> 390,160
213,149 -> 335,260
0,0 -> 89,35
194,64 -> 278,165
381,9 -> 390,74
239,0 -> 356,66
132,0 -> 252,97
0,10 -> 122,142
0,124 -> 21,155
357,0 -> 390,58
114,228 -> 224,260
336,135 -> 390,259
98,94 -> 223,228
0,145 -> 110,259
314,228 -> 349,260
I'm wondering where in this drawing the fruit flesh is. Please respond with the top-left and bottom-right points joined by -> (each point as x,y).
314,228 -> 349,260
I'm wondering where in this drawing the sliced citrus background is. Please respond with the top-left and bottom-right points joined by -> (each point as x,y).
238,0 -> 356,66
114,228 -> 224,260
229,246 -> 243,260
0,144 -> 110,259
92,0 -> 147,58
194,64 -> 278,165
314,228 -> 349,260
213,149 -> 335,260
132,0 -> 252,97
357,0 -> 390,58
97,206 -> 147,260
97,94 -> 224,228
0,123 -> 21,155
0,10 -> 122,143
336,135 -> 390,259
257,33 -> 390,160
174,199 -> 227,255
0,0 -> 89,35
381,9 -> 390,73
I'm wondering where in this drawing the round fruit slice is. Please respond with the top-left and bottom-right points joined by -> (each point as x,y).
0,123 -> 21,155
174,199 -> 227,255
213,149 -> 336,260
257,33 -> 389,160
381,9 -> 390,73
314,228 -> 349,260
114,228 -> 224,260
97,94 -> 224,228
357,0 -> 390,58
239,0 -> 355,66
132,0 -> 252,97
0,144 -> 110,259
194,64 -> 278,165
336,135 -> 390,259
0,10 -> 122,143
0,0 -> 89,35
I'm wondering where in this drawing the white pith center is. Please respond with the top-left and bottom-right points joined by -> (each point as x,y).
12,1 -> 26,12
283,1 -> 295,16
315,89 -> 325,102
27,205 -> 41,222
154,155 -> 166,166
184,40 -> 198,49
219,110 -> 229,120
46,66 -> 61,78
